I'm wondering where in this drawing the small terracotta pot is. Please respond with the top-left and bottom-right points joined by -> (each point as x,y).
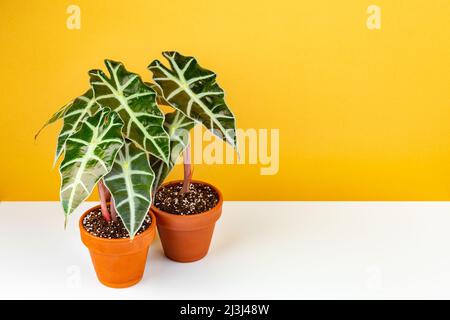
151,180 -> 223,263
79,205 -> 156,288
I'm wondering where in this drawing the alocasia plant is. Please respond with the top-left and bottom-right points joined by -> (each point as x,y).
36,51 -> 236,238
148,51 -> 237,192
37,60 -> 168,238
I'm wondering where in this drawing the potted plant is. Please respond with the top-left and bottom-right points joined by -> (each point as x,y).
147,52 -> 237,262
36,60 -> 171,287
36,52 -> 237,288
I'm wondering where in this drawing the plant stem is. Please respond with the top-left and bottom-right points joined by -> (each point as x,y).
181,142 -> 193,194
98,179 -> 111,223
110,198 -> 118,222
102,182 -> 117,222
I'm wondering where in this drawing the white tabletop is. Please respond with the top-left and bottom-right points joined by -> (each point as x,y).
0,201 -> 449,299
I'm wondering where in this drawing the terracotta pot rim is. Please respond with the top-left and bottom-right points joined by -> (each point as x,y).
151,179 -> 223,218
79,204 -> 156,243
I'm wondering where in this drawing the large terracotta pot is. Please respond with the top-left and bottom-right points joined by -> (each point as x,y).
151,180 -> 223,263
79,205 -> 156,288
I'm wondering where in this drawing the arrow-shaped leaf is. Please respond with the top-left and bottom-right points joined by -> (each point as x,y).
150,110 -> 194,192
104,141 -> 154,238
89,60 -> 170,163
148,51 -> 237,149
60,109 -> 124,219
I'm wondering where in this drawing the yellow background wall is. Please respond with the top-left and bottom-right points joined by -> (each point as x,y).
1,0 -> 449,201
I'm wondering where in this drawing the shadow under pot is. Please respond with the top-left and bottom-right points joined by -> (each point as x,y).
79,205 -> 156,288
151,180 -> 223,262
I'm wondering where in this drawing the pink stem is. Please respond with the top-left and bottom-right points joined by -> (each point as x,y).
101,182 -> 117,222
98,180 -> 111,223
110,198 -> 118,222
181,142 -> 193,194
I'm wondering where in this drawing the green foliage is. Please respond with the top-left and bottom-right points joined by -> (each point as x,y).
37,52 -> 236,237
